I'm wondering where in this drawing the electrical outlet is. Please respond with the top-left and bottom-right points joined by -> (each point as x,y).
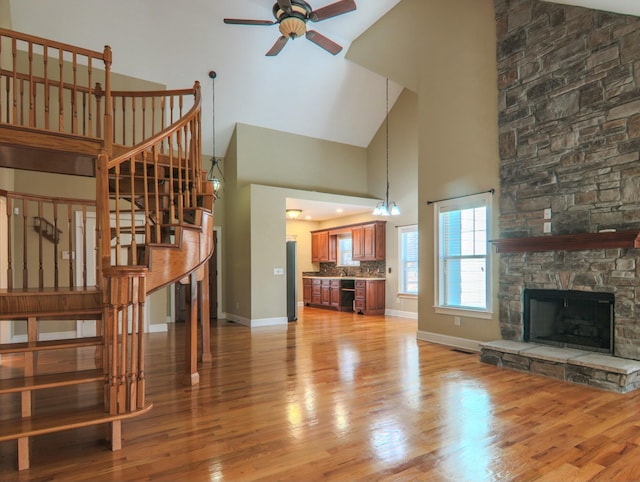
543,222 -> 551,233
454,316 -> 461,326
544,208 -> 552,219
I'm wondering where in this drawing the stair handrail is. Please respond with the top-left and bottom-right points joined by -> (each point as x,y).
0,28 -> 112,142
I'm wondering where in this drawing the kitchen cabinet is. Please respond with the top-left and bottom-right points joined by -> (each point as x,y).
311,221 -> 385,263
303,277 -> 384,315
303,278 -> 312,304
355,279 -> 385,315
311,278 -> 321,305
330,279 -> 341,309
352,222 -> 385,261
311,231 -> 336,262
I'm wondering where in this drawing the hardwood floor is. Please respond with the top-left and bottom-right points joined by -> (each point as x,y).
3,308 -> 640,481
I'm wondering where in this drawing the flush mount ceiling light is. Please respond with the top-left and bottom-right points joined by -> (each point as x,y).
373,78 -> 400,217
286,209 -> 303,219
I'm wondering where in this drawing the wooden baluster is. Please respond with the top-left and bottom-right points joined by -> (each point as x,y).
108,277 -> 119,415
121,96 -> 126,145
130,158 -> 137,264
58,47 -> 64,132
4,62 -> 9,122
6,196 -> 12,289
53,201 -> 59,288
136,274 -> 146,409
11,37 -> 17,124
114,165 -> 121,265
87,58 -> 93,137
168,136 -> 175,224
28,43 -> 34,127
176,130 -> 184,224
94,82 -> 103,140
103,45 -> 113,156
80,205 -> 87,288
19,78 -> 24,125
72,51 -> 78,134
184,125 -> 192,209
201,262 -> 212,364
43,42 -> 50,131
37,201 -> 44,288
160,97 -> 166,153
81,91 -> 87,136
141,97 -> 147,141
119,276 -> 128,413
129,274 -> 139,411
22,200 -> 28,288
132,96 -> 137,145
68,204 -> 74,288
151,96 -> 156,141
142,151 -> 151,244
153,148 -> 161,243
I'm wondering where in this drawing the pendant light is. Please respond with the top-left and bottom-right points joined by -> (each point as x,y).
373,78 -> 400,216
206,70 -> 224,196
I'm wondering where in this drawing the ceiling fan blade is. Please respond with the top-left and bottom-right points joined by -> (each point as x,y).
266,36 -> 289,56
224,18 -> 276,26
277,0 -> 293,13
305,30 -> 343,55
310,0 -> 357,22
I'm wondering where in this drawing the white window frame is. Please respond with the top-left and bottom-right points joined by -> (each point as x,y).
433,192 -> 493,319
398,224 -> 418,297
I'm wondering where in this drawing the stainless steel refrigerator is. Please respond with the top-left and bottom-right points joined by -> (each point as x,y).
286,241 -> 297,322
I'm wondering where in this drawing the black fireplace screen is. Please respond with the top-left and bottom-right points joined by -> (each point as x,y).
523,289 -> 614,354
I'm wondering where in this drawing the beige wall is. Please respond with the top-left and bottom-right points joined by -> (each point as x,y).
349,0 -> 501,344
235,123 -> 369,197
417,0 -> 500,343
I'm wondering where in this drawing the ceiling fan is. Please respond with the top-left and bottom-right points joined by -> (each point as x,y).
224,0 -> 357,56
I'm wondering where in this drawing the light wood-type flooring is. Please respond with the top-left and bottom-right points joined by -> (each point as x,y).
3,308 -> 640,481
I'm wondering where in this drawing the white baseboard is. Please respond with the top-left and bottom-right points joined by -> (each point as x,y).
225,313 -> 251,327
416,330 -> 481,352
385,309 -> 418,320
225,313 -> 287,328
148,323 -> 168,333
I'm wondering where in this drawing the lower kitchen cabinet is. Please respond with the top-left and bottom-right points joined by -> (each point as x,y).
304,277 -> 384,315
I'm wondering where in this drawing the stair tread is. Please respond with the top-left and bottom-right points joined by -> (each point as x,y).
0,369 -> 104,395
0,336 -> 103,355
0,402 -> 153,442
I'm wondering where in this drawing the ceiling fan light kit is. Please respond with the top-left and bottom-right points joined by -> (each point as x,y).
224,0 -> 357,56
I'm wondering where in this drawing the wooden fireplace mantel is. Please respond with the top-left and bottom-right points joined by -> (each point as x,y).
490,230 -> 640,253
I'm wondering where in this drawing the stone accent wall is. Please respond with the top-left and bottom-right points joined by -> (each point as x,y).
494,0 -> 640,360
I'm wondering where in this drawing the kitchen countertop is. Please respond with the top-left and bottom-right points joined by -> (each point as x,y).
302,275 -> 386,281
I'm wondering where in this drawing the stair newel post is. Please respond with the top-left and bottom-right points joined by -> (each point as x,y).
128,274 -> 139,411
102,45 -> 113,157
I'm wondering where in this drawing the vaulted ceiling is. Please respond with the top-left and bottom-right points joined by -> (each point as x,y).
7,0 -> 640,159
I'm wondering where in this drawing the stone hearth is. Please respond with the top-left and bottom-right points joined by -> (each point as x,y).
481,340 -> 640,393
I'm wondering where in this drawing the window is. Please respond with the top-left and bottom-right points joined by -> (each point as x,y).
398,225 -> 418,296
434,192 -> 492,318
337,234 -> 359,267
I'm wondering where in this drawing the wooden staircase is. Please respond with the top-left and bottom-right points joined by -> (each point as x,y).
0,28 -> 214,470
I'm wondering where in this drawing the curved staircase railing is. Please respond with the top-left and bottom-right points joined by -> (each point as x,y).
0,28 -> 214,471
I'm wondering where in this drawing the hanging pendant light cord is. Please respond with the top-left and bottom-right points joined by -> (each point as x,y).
210,71 -> 217,163
385,77 -> 390,208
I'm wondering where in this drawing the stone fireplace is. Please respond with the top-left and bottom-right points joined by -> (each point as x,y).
481,0 -> 640,391
493,0 -> 640,362
523,288 -> 613,354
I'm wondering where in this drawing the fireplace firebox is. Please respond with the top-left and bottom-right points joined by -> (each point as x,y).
523,289 -> 614,354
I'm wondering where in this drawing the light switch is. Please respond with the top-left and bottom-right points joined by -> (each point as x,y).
273,268 -> 284,275
543,222 -> 551,233
544,208 -> 552,219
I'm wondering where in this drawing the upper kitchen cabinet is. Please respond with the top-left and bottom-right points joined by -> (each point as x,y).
352,221 -> 386,261
311,230 -> 336,262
